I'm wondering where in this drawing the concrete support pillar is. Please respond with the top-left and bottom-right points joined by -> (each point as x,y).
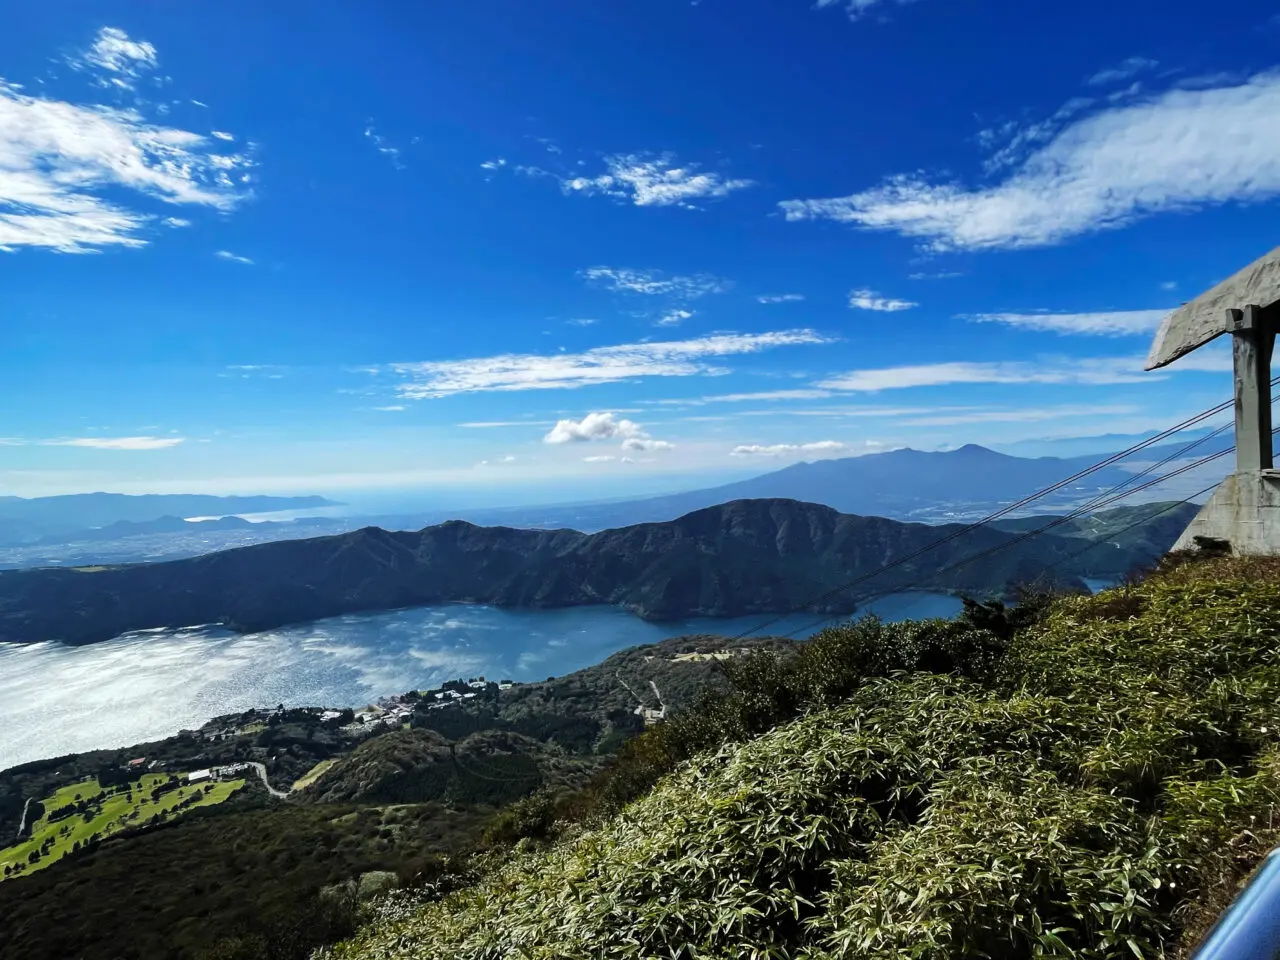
1229,305 -> 1275,473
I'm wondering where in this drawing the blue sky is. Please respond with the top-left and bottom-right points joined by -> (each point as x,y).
2,0 -> 1278,504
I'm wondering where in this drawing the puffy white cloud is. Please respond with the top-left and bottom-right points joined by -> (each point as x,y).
562,152 -> 752,208
621,438 -> 675,452
480,158 -> 507,170
214,250 -> 253,265
544,412 -> 644,444
0,40 -> 252,253
582,266 -> 728,298
757,294 -> 805,303
391,330 -> 827,398
779,72 -> 1280,250
731,441 -> 848,457
965,309 -> 1171,336
849,288 -> 917,312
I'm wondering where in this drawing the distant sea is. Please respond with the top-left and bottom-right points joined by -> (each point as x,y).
0,592 -> 962,771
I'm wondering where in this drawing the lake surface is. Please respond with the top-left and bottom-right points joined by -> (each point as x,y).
0,592 -> 962,771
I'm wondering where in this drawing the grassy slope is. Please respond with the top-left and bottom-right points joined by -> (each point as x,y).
1,774 -> 243,879
331,557 -> 1280,960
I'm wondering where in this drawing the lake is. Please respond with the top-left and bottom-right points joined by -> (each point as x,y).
0,592 -> 962,771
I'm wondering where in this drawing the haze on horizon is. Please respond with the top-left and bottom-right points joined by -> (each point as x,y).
3,1 -> 1275,502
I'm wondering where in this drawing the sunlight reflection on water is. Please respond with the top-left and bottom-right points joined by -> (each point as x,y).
0,592 -> 961,770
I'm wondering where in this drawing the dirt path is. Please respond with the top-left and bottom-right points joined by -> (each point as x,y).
16,797 -> 31,840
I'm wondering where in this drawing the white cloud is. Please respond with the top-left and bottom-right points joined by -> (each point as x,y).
0,73 -> 252,252
161,216 -> 190,228
544,412 -> 644,444
813,0 -> 922,21
214,249 -> 253,265
899,403 -> 1138,427
907,271 -> 964,280
1087,56 -> 1158,88
757,294 -> 805,303
392,330 -> 828,398
562,152 -> 753,208
70,27 -> 158,90
849,288 -> 917,312
1160,280 -> 1178,291
779,72 -> 1280,251
364,123 -> 404,169
458,420 -> 555,428
622,438 -> 675,452
657,308 -> 694,327
480,158 -> 507,171
476,455 -> 518,467
567,318 -> 598,326
731,440 -> 848,457
373,405 -> 406,411
46,436 -> 184,450
583,455 -> 616,463
703,389 -> 834,402
966,309 -> 1171,336
582,266 -> 728,298
818,356 -> 1167,392
210,130 -> 234,142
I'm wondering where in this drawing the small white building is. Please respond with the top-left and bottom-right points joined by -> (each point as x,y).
187,769 -> 212,784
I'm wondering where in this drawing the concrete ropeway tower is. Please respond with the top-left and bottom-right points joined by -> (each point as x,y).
1147,246 -> 1280,554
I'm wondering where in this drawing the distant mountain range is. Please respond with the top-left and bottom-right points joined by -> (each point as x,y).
398,441 -> 1225,533
0,494 -> 341,546
0,498 -> 1197,646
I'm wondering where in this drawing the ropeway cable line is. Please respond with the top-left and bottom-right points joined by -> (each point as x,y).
724,381 -> 1278,644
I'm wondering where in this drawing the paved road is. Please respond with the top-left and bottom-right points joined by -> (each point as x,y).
245,762 -> 289,799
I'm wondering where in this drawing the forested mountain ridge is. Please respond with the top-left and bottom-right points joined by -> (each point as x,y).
0,498 -> 1196,645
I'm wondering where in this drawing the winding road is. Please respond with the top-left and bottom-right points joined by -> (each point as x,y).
244,762 -> 289,799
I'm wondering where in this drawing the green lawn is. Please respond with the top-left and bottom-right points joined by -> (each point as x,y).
291,758 -> 337,792
0,773 -> 244,881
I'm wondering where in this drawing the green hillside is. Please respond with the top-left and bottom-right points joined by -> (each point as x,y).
329,556 -> 1280,960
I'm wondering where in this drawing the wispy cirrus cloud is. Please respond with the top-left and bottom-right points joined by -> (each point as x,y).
731,440 -> 848,457
390,330 -> 829,398
561,152 -> 753,208
849,288 -> 917,312
818,356 -> 1169,392
582,266 -> 728,298
0,435 -> 186,450
0,30 -> 253,253
364,122 -> 404,170
1087,56 -> 1159,88
656,308 -> 694,327
67,27 -> 158,90
779,72 -> 1280,251
214,250 -> 253,265
966,309 -> 1172,336
899,403 -> 1139,427
813,0 -> 925,22
757,293 -> 805,304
